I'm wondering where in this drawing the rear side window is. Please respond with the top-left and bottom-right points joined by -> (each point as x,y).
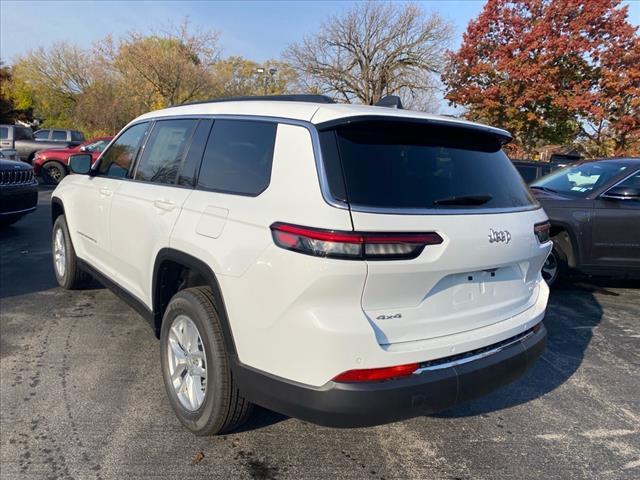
320,121 -> 536,210
52,130 -> 67,141
198,120 -> 277,196
71,131 -> 84,142
98,122 -> 149,178
135,119 -> 197,185
34,130 -> 49,140
0,127 -> 8,140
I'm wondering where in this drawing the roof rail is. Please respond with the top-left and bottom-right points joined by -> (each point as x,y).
375,95 -> 404,109
176,94 -> 336,107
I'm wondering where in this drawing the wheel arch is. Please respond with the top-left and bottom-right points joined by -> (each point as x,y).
42,159 -> 69,171
51,197 -> 65,225
152,248 -> 237,355
549,221 -> 579,268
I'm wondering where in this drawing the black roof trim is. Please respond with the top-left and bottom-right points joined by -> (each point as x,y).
314,115 -> 513,145
375,96 -> 403,109
176,94 -> 336,107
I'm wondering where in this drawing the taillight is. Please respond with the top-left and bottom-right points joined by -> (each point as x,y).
534,221 -> 551,244
333,362 -> 420,382
270,222 -> 443,260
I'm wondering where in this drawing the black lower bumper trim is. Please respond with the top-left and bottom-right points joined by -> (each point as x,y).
231,325 -> 547,428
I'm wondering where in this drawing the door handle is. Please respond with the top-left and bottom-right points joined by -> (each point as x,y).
153,199 -> 176,212
99,188 -> 112,197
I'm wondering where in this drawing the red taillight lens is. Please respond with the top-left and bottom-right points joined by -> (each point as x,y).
534,221 -> 551,244
270,223 -> 442,260
333,363 -> 420,382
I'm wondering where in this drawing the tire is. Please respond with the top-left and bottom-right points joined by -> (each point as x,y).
42,161 -> 66,185
542,239 -> 568,286
160,286 -> 252,435
52,215 -> 89,289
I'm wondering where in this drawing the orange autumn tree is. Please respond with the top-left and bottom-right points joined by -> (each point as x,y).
442,0 -> 640,158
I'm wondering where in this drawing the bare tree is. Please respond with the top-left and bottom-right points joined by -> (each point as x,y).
285,2 -> 453,107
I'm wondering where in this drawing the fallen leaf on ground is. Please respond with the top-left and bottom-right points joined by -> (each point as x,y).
192,451 -> 205,465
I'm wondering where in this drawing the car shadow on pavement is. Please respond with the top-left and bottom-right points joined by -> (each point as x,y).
0,221 -> 104,300
436,282 -> 605,418
232,406 -> 289,433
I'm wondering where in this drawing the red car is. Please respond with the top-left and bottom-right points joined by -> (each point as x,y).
33,136 -> 113,184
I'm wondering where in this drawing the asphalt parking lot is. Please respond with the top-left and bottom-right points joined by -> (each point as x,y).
1,188 -> 639,480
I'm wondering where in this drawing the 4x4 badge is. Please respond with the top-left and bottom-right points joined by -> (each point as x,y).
488,228 -> 511,244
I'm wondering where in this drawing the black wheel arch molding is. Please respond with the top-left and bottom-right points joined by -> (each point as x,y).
151,248 -> 237,354
548,218 -> 581,268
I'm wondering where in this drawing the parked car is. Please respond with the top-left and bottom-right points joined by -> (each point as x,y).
34,128 -> 85,145
0,157 -> 38,227
33,137 -> 113,184
530,158 -> 640,285
0,124 -> 75,165
512,160 -> 562,183
52,94 -> 550,435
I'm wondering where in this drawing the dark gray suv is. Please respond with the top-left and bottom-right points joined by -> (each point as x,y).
530,158 -> 640,285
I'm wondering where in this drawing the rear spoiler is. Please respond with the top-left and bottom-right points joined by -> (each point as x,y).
315,115 -> 513,146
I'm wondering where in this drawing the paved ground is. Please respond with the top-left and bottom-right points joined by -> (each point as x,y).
1,188 -> 639,480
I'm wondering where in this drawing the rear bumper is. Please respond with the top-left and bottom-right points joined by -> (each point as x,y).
232,324 -> 546,427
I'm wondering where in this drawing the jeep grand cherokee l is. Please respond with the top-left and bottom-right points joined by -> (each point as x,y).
51,95 -> 551,435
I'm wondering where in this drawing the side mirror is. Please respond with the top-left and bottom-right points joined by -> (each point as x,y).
68,154 -> 92,175
79,146 -> 87,152
601,186 -> 640,200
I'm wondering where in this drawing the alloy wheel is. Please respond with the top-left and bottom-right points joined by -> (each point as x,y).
542,251 -> 558,285
167,315 -> 207,411
53,227 -> 66,278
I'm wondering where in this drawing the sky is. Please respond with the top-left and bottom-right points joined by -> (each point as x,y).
0,0 -> 487,62
1,0 -> 638,112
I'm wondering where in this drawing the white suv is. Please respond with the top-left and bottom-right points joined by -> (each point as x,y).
51,95 -> 552,435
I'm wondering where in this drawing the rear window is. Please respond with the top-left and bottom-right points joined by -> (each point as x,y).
320,121 -> 536,210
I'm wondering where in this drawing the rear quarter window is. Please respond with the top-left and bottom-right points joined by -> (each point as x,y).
197,119 -> 277,196
71,131 -> 84,142
320,121 -> 536,210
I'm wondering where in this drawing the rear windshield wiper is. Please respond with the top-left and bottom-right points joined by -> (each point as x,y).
529,185 -> 557,193
432,194 -> 493,206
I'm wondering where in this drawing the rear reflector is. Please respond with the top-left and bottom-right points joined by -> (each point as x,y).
534,221 -> 551,244
270,222 -> 442,260
333,363 -> 420,382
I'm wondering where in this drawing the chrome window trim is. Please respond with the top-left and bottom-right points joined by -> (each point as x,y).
108,113 -> 543,215
114,114 -> 349,209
